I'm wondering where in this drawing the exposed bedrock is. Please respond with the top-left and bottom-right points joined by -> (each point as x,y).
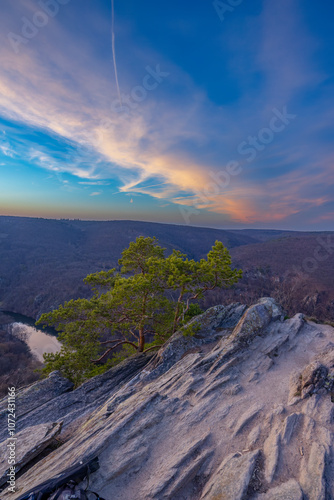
1,298 -> 334,500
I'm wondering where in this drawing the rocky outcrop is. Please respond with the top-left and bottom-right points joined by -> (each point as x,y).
1,298 -> 334,499
0,422 -> 62,489
0,352 -> 152,444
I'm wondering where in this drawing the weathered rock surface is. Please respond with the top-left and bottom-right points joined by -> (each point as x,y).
0,422 -> 62,488
0,353 -> 152,444
1,298 -> 334,500
254,479 -> 303,500
201,450 -> 261,500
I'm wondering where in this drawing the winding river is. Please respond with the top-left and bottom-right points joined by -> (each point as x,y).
1,311 -> 61,362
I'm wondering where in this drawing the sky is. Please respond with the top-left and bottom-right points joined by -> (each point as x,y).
0,0 -> 333,230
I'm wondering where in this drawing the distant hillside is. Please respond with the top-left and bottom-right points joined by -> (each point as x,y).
231,233 -> 334,289
0,216 -> 259,318
228,233 -> 334,320
0,216 -> 333,321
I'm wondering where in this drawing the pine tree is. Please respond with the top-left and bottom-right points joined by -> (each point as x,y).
37,237 -> 242,385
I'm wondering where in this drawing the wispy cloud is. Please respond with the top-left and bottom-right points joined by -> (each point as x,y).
79,181 -> 110,186
0,144 -> 15,158
0,0 -> 332,227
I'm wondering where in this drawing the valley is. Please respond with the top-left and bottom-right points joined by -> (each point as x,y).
0,216 -> 332,322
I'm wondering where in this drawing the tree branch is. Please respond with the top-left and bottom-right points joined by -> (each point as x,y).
129,329 -> 139,341
143,345 -> 163,353
99,339 -> 127,346
91,340 -> 138,364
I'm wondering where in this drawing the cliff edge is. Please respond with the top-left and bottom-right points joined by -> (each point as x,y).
1,297 -> 334,499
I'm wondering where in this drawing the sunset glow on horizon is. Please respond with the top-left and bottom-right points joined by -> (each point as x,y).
0,0 -> 334,230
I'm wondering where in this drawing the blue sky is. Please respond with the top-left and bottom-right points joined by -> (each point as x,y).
0,0 -> 333,229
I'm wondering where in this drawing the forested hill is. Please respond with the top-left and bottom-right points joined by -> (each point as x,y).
0,216 -> 333,320
0,216 -> 259,317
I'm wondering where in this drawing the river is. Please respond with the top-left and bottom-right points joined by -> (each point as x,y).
0,311 -> 61,362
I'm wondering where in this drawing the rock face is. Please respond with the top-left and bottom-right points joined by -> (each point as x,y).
1,298 -> 334,500
0,353 -> 152,444
0,422 -> 62,488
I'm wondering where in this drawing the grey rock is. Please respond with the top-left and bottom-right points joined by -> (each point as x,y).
1,298 -> 334,500
191,302 -> 247,334
302,415 -> 317,443
200,450 -> 261,500
94,439 -> 150,487
301,361 -> 328,393
285,313 -> 306,339
0,353 -> 152,444
233,405 -> 262,436
300,442 -> 327,500
262,332 -> 290,358
210,302 -> 248,330
140,433 -> 211,499
144,303 -> 247,381
0,422 -> 62,488
0,370 -> 72,419
288,359 -> 333,405
282,413 -> 302,445
222,382 -> 243,396
198,375 -> 232,399
231,297 -> 284,345
255,479 -> 303,500
257,297 -> 285,321
301,383 -> 315,398
0,371 -> 72,443
163,449 -> 213,499
247,425 -> 262,448
263,426 -> 281,483
288,372 -> 303,405
272,404 -> 285,416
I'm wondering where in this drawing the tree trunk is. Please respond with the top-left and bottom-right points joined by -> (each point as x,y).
173,289 -> 184,333
138,328 -> 145,352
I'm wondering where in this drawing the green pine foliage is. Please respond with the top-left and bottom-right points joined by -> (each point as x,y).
37,237 -> 242,385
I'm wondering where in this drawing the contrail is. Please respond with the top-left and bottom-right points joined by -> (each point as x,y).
111,0 -> 122,106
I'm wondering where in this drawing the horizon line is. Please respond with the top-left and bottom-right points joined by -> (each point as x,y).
0,214 -> 332,233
